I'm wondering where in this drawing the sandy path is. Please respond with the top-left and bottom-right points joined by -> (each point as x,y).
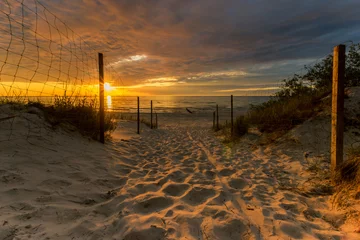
0,109 -> 349,239
102,120 -> 344,239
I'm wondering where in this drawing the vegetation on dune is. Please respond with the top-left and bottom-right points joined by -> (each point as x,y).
233,116 -> 249,137
217,43 -> 360,139
1,96 -> 117,140
246,42 -> 360,133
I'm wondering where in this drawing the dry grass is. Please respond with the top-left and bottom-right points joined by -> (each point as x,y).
1,96 -> 118,140
335,148 -> 360,185
330,147 -> 360,228
246,91 -> 328,133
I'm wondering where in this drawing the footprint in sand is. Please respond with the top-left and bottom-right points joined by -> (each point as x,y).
128,170 -> 148,179
219,168 -> 236,177
128,183 -> 161,195
280,223 -> 304,239
213,219 -> 249,239
162,183 -> 190,197
205,170 -> 216,180
134,196 -> 173,214
228,178 -> 249,190
168,170 -> 188,183
181,187 -> 216,205
279,203 -> 300,214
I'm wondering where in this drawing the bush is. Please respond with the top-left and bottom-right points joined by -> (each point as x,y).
233,116 -> 249,137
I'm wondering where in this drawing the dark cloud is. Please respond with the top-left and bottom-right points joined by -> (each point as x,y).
39,0 -> 360,95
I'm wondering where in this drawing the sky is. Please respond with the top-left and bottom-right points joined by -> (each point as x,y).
1,0 -> 360,96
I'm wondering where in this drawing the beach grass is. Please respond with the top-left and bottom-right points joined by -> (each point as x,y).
0,96 -> 117,140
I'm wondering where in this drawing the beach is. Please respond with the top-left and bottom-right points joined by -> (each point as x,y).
0,90 -> 357,240
1,99 -> 359,240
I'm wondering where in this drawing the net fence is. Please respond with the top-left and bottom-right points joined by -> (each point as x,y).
0,0 -> 126,104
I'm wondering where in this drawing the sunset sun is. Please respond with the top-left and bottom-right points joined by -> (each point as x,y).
104,82 -> 112,91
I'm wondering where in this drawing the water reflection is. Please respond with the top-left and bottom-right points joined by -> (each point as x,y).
107,95 -> 112,110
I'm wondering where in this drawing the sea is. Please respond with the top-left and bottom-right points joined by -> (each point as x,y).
106,96 -> 270,114
19,95 -> 271,114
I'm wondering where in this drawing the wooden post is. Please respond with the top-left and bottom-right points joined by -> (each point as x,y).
331,44 -> 345,176
216,104 -> 219,130
231,95 -> 234,136
137,96 -> 140,134
150,100 -> 153,129
98,53 -> 105,144
213,111 -> 215,129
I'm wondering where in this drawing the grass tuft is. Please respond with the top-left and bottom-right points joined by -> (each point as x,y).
1,96 -> 117,140
335,148 -> 360,184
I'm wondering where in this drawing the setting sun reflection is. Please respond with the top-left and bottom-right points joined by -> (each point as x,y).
106,95 -> 112,110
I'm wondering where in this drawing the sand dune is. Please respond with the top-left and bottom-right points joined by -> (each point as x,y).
0,103 -> 358,239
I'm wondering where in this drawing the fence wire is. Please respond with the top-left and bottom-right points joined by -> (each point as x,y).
0,0 -> 117,102
0,0 -> 128,143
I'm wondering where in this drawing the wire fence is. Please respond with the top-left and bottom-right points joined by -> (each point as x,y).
0,0 -> 128,143
0,0 -> 125,104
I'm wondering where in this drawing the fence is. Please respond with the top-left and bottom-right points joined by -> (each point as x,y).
210,43 -> 360,181
0,0 -> 127,143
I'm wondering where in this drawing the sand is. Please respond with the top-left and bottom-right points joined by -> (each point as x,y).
0,96 -> 359,239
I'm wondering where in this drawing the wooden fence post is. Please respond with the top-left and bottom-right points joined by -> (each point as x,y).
98,53 -> 105,144
137,96 -> 140,134
151,100 -> 153,129
216,104 -> 219,130
231,95 -> 234,136
331,44 -> 345,177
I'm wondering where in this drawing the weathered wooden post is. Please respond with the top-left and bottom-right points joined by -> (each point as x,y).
137,96 -> 140,134
151,100 -> 153,129
213,111 -> 215,129
231,95 -> 234,136
331,44 -> 345,177
98,53 -> 105,144
216,104 -> 219,130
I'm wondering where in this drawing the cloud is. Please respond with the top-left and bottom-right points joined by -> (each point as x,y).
2,0 -> 360,96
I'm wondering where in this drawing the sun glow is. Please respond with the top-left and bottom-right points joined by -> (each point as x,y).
104,82 -> 113,92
